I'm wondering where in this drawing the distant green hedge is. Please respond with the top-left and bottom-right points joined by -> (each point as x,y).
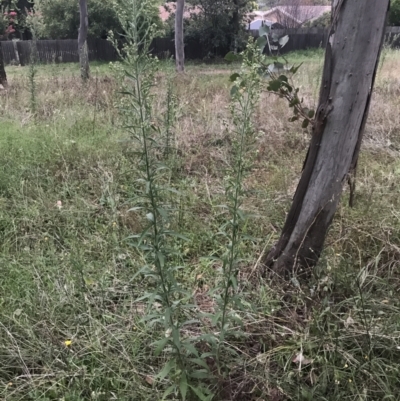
389,0 -> 400,26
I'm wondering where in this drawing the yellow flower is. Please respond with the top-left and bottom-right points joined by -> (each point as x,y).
349,379 -> 352,383
64,339 -> 72,347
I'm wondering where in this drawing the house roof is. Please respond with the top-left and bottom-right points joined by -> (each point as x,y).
248,19 -> 274,30
159,2 -> 202,22
263,6 -> 331,24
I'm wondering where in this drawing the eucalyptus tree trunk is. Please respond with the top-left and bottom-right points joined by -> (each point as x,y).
0,42 -> 7,88
78,0 -> 90,81
263,0 -> 390,277
175,0 -> 185,73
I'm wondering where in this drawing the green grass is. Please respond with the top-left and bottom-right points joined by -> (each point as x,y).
5,60 -> 114,78
1,49 -> 400,400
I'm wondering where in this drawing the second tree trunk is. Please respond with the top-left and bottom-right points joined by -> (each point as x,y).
263,0 -> 390,277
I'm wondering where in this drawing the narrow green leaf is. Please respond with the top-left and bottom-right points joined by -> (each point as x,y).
162,385 -> 176,400
181,318 -> 200,327
179,374 -> 188,400
165,231 -> 190,241
211,311 -> 222,326
157,207 -> 168,219
189,385 -> 212,401
189,370 -> 212,379
172,327 -> 181,349
230,275 -> 238,290
302,119 -> 310,129
156,359 -> 174,380
157,252 -> 165,269
290,62 -> 303,74
153,337 -> 169,356
182,342 -> 199,357
190,358 -> 210,370
134,292 -> 153,302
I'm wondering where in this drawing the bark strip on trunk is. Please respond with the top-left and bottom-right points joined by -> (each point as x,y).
0,42 -> 7,88
175,0 -> 185,73
263,0 -> 390,277
78,0 -> 90,81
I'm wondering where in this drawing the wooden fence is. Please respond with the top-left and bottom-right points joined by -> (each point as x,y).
1,38 -> 118,66
250,26 -> 400,54
2,27 -> 400,65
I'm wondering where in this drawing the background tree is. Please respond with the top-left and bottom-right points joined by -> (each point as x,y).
0,6 -> 18,39
25,1 -> 45,37
263,0 -> 390,277
30,0 -> 120,39
32,0 -> 162,39
175,0 -> 185,72
78,0 -> 89,81
388,0 -> 400,26
274,0 -> 304,28
303,10 -> 331,28
0,0 -> 33,38
180,0 -> 255,56
0,42 -> 7,87
0,2 -> 10,86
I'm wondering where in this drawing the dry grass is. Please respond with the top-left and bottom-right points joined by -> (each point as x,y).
1,49 -> 400,400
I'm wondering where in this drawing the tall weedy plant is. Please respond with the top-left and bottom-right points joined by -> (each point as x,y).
112,1 -> 209,399
162,73 -> 177,159
211,40 -> 261,373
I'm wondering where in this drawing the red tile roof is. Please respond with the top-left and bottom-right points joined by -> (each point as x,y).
159,2 -> 202,22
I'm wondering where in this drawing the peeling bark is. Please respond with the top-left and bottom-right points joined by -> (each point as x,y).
78,0 -> 90,81
263,0 -> 390,277
175,0 -> 185,73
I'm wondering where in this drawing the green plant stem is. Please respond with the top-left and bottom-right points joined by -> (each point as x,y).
217,89 -> 254,371
133,55 -> 185,373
